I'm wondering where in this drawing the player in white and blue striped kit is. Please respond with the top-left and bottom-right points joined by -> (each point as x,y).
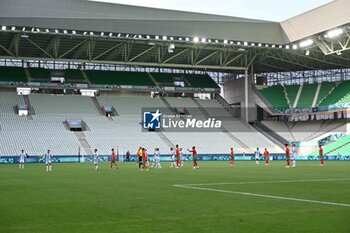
19,149 -> 27,169
255,147 -> 260,165
93,149 -> 99,171
43,149 -> 53,172
153,148 -> 162,169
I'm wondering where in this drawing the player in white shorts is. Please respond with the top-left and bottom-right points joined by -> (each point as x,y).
180,148 -> 184,167
43,149 -> 53,172
19,149 -> 27,169
170,148 -> 176,168
153,148 -> 162,169
255,147 -> 260,165
93,149 -> 99,171
291,144 -> 296,167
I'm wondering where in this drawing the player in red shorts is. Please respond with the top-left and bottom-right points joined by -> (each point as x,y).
175,144 -> 181,168
319,145 -> 324,166
110,148 -> 118,169
188,146 -> 198,169
230,147 -> 235,167
264,148 -> 269,166
285,144 -> 290,168
142,148 -> 149,171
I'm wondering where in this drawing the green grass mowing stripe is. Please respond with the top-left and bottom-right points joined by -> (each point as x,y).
0,161 -> 349,233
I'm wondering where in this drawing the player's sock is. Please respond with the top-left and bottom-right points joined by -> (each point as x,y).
49,165 -> 52,171
46,166 -> 49,172
256,160 -> 259,165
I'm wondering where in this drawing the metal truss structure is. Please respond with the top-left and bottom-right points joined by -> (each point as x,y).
1,30 -> 350,75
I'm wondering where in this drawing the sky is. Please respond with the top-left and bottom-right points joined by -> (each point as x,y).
89,0 -> 334,22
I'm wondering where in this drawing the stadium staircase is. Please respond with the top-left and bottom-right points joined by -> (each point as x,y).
148,73 -> 159,86
252,122 -> 288,148
80,70 -> 91,84
192,98 -> 211,119
292,85 -> 303,108
160,96 -> 177,115
24,68 -> 33,82
73,131 -> 93,155
312,84 -> 321,107
214,94 -> 237,118
91,97 -> 107,116
22,95 -> 35,120
281,85 -> 292,108
155,131 -> 174,148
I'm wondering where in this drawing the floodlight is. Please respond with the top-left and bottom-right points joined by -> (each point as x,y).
155,35 -> 159,40
100,32 -> 104,36
117,33 -> 121,37
146,35 -> 150,39
45,29 -> 50,33
292,44 -> 298,50
186,37 -> 190,41
22,27 -> 26,31
201,38 -> 206,43
299,39 -> 313,48
170,37 -> 174,40
163,36 -> 167,40
193,37 -> 199,43
64,30 -> 68,34
83,32 -> 87,35
243,41 -> 248,46
109,33 -> 112,37
305,50 -> 310,56
11,26 -> 15,31
251,43 -> 255,46
1,26 -> 6,30
237,42 -> 241,45
325,28 -> 343,38
90,32 -> 94,36
285,45 -> 290,49
178,37 -> 183,41
258,43 -> 262,47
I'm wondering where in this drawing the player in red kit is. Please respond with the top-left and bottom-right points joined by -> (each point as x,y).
142,148 -> 149,171
175,144 -> 181,168
319,145 -> 324,166
285,144 -> 290,168
264,148 -> 269,166
110,148 -> 118,169
230,147 -> 235,167
188,146 -> 198,169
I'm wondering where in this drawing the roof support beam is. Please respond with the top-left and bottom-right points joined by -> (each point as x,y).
92,42 -> 125,60
0,44 -> 14,56
128,45 -> 155,62
163,48 -> 190,63
195,51 -> 219,65
59,39 -> 88,59
24,37 -> 53,59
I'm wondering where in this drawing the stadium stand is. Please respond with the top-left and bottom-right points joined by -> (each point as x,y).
0,67 -> 27,82
316,82 -> 337,106
309,134 -> 350,156
296,84 -> 317,108
260,85 -> 288,108
27,68 -> 51,82
285,85 -> 299,107
64,69 -> 87,83
318,81 -> 350,106
86,70 -> 155,86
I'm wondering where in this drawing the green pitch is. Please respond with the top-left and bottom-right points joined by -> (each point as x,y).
0,161 -> 349,233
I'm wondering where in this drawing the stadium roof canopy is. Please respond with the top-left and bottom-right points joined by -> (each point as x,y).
0,0 -> 350,73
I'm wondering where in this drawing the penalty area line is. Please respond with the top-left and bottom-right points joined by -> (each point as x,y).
173,184 -> 350,208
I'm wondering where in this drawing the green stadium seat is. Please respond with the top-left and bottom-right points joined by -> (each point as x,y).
296,84 -> 317,108
86,70 -> 155,86
0,67 -> 27,82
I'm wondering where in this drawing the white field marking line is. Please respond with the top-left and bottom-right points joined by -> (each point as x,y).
179,178 -> 350,187
173,184 -> 350,207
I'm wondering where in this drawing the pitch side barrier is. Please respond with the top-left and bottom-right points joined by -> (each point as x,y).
0,154 -> 349,164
